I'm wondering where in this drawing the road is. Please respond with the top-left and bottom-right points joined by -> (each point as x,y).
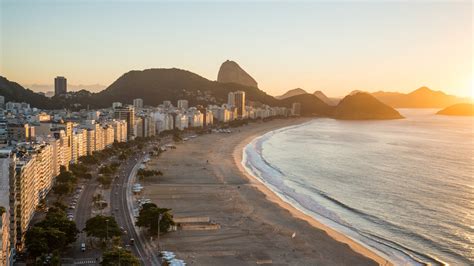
110,151 -> 161,265
63,140 -> 166,265
63,174 -> 101,264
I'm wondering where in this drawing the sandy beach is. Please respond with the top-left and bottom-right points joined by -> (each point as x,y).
144,118 -> 391,266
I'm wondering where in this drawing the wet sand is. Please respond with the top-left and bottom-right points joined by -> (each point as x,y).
144,118 -> 390,266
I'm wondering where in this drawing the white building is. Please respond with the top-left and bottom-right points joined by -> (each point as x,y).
112,102 -> 122,109
175,113 -> 188,131
133,98 -> 144,109
177,100 -> 188,110
152,112 -> 174,133
227,92 -> 235,107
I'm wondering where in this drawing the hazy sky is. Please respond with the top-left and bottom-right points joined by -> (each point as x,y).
1,0 -> 472,97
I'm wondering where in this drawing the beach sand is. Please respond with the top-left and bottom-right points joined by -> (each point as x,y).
143,118 -> 391,266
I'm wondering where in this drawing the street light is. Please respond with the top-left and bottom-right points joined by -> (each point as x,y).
105,219 -> 109,243
157,213 -> 163,252
117,246 -> 122,266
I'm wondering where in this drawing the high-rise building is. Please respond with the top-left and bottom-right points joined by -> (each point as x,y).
0,96 -> 4,109
292,102 -> 301,116
114,106 -> 135,140
0,116 -> 7,147
227,92 -> 235,107
11,150 -> 38,251
7,123 -> 31,142
54,76 -> 67,96
133,98 -> 143,109
177,100 -> 188,110
234,91 -> 246,119
0,149 -> 11,266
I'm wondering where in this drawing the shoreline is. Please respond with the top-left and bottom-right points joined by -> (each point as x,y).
234,119 -> 393,266
144,118 -> 390,265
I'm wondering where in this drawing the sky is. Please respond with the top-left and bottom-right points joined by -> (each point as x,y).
0,0 -> 472,97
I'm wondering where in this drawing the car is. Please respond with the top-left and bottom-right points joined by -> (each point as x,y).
80,243 -> 86,252
130,238 -> 135,245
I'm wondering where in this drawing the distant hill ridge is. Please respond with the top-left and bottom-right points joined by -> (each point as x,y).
372,87 -> 470,108
0,61 -> 411,120
277,89 -> 337,106
275,88 -> 307,99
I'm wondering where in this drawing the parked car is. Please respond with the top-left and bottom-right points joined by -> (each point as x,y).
81,243 -> 86,252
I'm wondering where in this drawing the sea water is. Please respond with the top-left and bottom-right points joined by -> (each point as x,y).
242,109 -> 473,266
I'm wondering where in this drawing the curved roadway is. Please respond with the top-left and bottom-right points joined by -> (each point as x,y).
110,152 -> 161,265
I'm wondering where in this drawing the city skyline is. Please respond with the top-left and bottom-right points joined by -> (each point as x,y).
1,1 -> 472,97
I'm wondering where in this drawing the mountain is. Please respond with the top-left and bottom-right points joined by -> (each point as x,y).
436,103 -> 474,116
280,94 -> 332,116
275,88 -> 308,99
313,90 -> 337,106
1,68 -> 401,120
0,76 -> 56,109
333,92 -> 403,120
217,60 -> 258,88
96,68 -> 276,107
372,87 -> 470,108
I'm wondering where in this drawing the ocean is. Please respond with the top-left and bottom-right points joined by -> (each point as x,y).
242,109 -> 473,266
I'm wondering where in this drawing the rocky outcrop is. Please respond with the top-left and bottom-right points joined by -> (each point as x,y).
217,60 -> 258,88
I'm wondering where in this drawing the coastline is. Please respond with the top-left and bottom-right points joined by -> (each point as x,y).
144,118 -> 390,265
234,120 -> 393,266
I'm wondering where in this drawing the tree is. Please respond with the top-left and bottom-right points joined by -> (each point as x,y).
25,208 -> 78,258
36,207 -> 79,244
137,169 -> 163,180
56,170 -> 76,184
53,182 -> 74,196
25,227 -> 50,257
79,155 -> 99,165
70,163 -> 89,177
118,153 -> 127,160
101,247 -> 140,266
136,203 -> 175,235
97,175 -> 113,187
84,215 -> 122,241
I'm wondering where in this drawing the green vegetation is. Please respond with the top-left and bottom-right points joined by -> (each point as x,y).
136,203 -> 175,236
25,207 -> 78,258
52,166 -> 77,198
137,169 -> 163,180
0,206 -> 5,216
97,162 -> 120,187
69,163 -> 89,177
79,155 -> 99,165
92,194 -> 107,209
84,215 -> 122,241
101,247 -> 140,266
